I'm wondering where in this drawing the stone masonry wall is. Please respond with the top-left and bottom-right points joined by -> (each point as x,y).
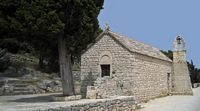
81,34 -> 134,98
133,54 -> 172,101
87,77 -> 134,99
172,62 -> 193,95
172,51 -> 193,95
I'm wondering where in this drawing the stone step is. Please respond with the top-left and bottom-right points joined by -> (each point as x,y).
13,91 -> 34,95
7,80 -> 21,84
0,82 -> 5,87
13,87 -> 30,91
12,84 -> 28,87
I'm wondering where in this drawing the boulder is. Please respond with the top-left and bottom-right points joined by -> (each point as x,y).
22,74 -> 33,80
4,66 -> 17,74
17,67 -> 34,75
36,79 -> 62,93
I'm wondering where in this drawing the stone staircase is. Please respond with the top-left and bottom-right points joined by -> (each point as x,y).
0,78 -> 34,95
12,83 -> 33,95
0,81 -> 5,87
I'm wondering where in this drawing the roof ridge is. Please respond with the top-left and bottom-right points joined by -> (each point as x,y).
108,30 -> 160,51
107,30 -> 172,62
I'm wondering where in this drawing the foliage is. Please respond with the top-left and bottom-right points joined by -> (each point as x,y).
0,48 -> 10,72
0,0 -> 103,73
161,50 -> 173,60
187,60 -> 200,85
0,0 -> 104,95
0,38 -> 33,54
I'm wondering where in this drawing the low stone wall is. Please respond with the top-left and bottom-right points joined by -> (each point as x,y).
38,96 -> 136,111
86,76 -> 132,99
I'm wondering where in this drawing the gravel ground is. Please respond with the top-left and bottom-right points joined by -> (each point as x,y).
138,88 -> 200,111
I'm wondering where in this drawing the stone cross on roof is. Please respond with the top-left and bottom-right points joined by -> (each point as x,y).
105,23 -> 110,31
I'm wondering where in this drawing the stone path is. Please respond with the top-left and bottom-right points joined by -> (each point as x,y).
138,88 -> 200,111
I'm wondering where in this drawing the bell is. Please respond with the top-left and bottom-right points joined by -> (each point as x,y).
176,36 -> 182,44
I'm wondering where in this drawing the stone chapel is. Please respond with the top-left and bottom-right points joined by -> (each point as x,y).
80,28 -> 193,102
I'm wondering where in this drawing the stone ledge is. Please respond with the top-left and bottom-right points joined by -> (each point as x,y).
38,96 -> 136,111
171,92 -> 193,96
52,95 -> 82,101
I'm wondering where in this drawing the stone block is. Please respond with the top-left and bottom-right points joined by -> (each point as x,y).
86,89 -> 97,99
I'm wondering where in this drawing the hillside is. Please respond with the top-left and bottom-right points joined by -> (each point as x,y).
0,49 -> 81,95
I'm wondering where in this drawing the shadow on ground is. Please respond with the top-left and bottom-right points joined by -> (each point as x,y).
7,94 -> 57,103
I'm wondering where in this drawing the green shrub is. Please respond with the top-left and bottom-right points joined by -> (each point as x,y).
0,49 -> 10,72
0,38 -> 33,54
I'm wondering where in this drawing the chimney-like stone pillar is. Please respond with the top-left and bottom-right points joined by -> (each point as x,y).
172,36 -> 193,95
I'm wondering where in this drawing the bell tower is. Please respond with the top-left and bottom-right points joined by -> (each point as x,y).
172,36 -> 193,95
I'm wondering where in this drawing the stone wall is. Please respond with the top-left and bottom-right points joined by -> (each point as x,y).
133,54 -> 172,101
37,96 -> 136,111
86,77 -> 124,99
172,62 -> 193,95
81,34 -> 134,98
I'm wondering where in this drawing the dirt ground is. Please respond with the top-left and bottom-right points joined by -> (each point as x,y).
138,88 -> 200,111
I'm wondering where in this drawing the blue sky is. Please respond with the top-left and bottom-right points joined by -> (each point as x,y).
98,0 -> 200,68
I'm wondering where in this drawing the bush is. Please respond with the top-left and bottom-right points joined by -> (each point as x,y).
0,38 -> 21,53
0,38 -> 33,54
0,49 -> 10,72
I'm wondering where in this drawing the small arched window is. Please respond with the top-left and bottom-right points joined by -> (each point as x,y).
99,51 -> 112,77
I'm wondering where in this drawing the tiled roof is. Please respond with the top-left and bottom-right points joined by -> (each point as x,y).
107,30 -> 172,62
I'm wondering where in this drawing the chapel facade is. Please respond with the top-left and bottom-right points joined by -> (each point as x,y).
80,28 -> 192,102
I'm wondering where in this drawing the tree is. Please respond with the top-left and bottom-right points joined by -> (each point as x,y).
55,0 -> 104,96
161,50 -> 173,60
0,0 -> 104,96
187,60 -> 200,86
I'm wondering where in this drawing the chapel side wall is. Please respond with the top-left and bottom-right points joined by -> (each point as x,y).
133,54 -> 172,102
81,34 -> 135,98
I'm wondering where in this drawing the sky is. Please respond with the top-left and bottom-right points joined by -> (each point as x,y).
98,0 -> 200,68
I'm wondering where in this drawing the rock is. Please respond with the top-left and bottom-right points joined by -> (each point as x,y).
30,85 -> 45,94
37,82 -> 47,90
1,66 -> 65,95
17,67 -> 34,75
36,79 -> 62,93
4,66 -> 17,75
50,73 -> 59,79
2,84 -> 14,95
46,80 -> 62,92
22,74 -> 33,80
86,86 -> 97,99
